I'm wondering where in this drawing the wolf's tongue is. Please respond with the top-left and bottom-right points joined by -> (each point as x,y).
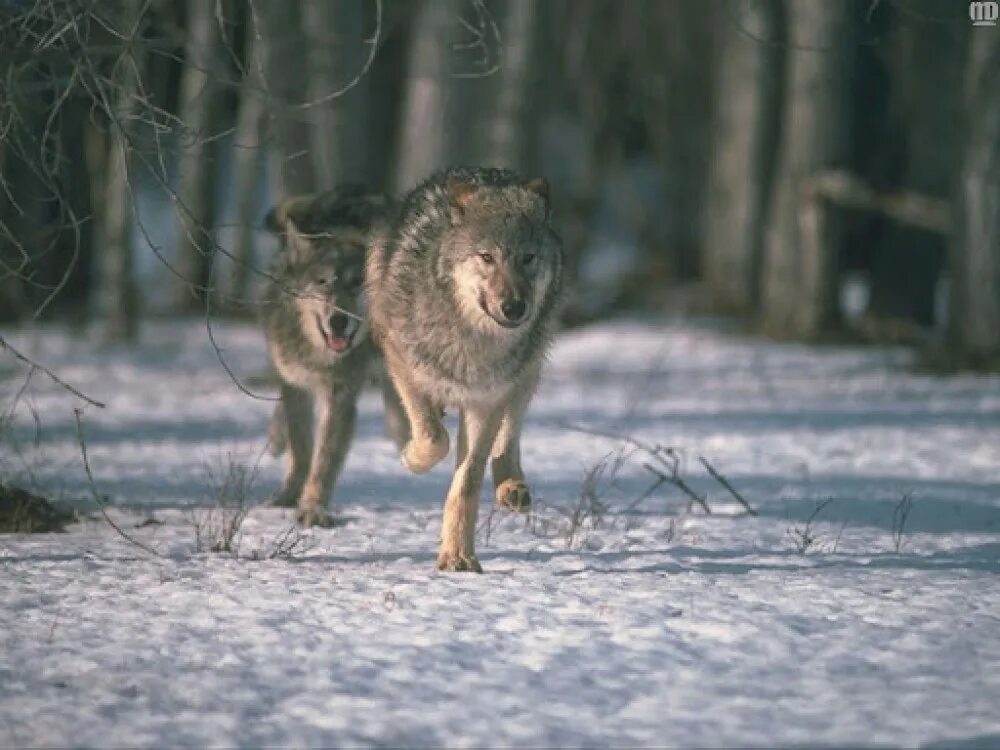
326,334 -> 350,352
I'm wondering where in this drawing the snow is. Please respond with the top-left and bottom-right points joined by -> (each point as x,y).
1,317 -> 999,748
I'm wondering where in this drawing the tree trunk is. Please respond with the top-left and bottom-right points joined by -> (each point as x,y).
230,22 -> 267,308
867,2 -> 964,327
703,0 -> 783,315
364,1 -> 415,192
759,0 -> 853,338
479,0 -> 540,171
393,0 -> 464,193
259,0 -> 317,196
50,95 -> 96,321
0,79 -> 47,323
99,1 -> 145,343
173,0 -> 229,311
644,0 -> 718,282
301,0 -> 371,186
948,28 -> 1000,365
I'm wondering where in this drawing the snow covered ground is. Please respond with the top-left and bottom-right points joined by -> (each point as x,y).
1,317 -> 999,748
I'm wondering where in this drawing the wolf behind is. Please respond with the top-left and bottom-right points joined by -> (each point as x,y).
367,166 -> 564,571
262,185 -> 399,527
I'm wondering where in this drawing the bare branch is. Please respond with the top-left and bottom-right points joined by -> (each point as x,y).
204,260 -> 279,402
73,407 -> 164,558
698,456 -> 757,516
891,491 -> 914,553
0,336 -> 105,408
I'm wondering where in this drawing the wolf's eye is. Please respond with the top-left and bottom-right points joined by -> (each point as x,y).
316,276 -> 331,286
522,253 -> 537,265
478,253 -> 495,265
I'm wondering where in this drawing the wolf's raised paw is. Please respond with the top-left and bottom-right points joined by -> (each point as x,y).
496,479 -> 531,512
436,550 -> 483,573
402,433 -> 450,474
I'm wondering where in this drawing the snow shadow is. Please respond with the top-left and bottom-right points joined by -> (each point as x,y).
542,542 -> 1000,575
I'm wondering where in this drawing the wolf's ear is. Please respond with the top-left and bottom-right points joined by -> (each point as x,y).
265,194 -> 320,230
265,196 -> 315,263
522,177 -> 550,218
283,219 -> 313,264
263,204 -> 285,234
446,177 -> 478,224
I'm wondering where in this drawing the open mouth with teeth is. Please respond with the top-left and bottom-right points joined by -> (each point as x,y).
317,311 -> 360,353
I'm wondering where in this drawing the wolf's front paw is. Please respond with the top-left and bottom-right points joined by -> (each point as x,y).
296,505 -> 336,528
436,549 -> 483,573
496,479 -> 531,512
402,432 -> 449,474
295,484 -> 332,528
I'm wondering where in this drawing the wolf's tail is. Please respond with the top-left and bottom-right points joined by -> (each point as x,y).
268,400 -> 288,457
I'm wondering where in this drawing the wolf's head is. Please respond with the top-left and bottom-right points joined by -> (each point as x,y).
266,187 -> 387,357
439,176 -> 561,332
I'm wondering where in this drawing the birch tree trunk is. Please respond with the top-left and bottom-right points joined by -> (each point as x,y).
301,0 -> 371,186
99,1 -> 145,343
173,0 -> 229,310
948,27 -> 1000,365
230,20 -> 267,307
260,0 -> 316,197
479,0 -> 540,171
759,0 -> 853,338
394,0 -> 464,193
703,0 -> 783,315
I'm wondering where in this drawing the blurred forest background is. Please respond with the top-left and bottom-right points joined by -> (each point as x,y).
0,0 -> 997,366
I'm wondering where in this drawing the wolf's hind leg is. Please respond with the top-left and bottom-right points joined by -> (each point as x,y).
297,386 -> 359,528
384,350 -> 448,474
273,385 -> 311,508
490,368 -> 539,512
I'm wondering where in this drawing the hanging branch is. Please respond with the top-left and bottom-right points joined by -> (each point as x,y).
73,408 -> 164,558
0,336 -> 106,409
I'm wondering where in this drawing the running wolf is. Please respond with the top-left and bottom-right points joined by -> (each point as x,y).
367,167 -> 564,571
262,185 -> 397,527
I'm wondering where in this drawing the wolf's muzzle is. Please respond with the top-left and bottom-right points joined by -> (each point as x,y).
479,294 -> 528,329
501,298 -> 527,324
318,311 -> 360,353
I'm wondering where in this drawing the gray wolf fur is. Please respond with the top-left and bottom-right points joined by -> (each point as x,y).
262,185 -> 403,527
367,166 -> 564,571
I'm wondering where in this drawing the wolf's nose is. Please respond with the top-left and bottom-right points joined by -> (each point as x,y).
329,312 -> 350,336
501,299 -> 527,322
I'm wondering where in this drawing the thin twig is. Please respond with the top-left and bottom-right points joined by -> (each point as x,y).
787,497 -> 834,555
891,491 -> 914,553
623,474 -> 668,514
698,456 -> 756,515
1,337 -> 106,408
561,422 -> 713,514
643,461 -> 712,515
73,408 -> 163,557
204,256 -> 279,402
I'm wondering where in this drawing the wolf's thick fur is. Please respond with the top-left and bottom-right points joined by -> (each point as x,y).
367,167 -> 564,571
262,185 -> 401,527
